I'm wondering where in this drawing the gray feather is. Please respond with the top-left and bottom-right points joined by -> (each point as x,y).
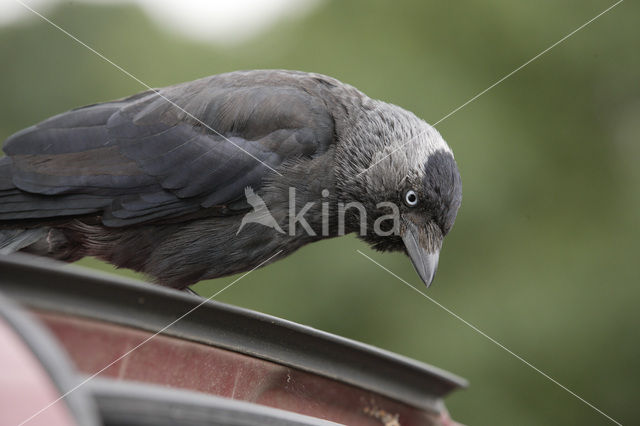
0,228 -> 48,255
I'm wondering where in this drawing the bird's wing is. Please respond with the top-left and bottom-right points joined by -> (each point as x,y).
0,71 -> 336,226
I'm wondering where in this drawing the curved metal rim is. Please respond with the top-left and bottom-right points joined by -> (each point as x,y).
89,377 -> 340,426
0,253 -> 467,413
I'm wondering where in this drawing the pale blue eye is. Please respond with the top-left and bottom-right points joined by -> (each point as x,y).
405,189 -> 418,207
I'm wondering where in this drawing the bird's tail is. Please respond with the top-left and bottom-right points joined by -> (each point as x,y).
0,228 -> 48,255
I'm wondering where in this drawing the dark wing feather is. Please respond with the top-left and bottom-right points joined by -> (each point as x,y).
0,71 -> 335,226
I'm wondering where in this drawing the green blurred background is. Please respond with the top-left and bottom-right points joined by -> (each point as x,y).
1,0 -> 638,424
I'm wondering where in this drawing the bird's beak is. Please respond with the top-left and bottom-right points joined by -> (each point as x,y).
402,220 -> 440,288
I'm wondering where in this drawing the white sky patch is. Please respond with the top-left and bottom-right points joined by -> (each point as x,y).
0,0 -> 322,45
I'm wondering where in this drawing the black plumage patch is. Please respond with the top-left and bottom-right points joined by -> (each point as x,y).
422,150 -> 462,235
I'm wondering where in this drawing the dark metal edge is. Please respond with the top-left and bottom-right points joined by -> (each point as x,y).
0,253 -> 468,413
88,377 -> 340,426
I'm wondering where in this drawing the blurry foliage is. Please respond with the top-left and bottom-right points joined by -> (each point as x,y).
1,1 -> 638,424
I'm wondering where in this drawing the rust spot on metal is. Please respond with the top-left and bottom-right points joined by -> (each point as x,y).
364,404 -> 401,426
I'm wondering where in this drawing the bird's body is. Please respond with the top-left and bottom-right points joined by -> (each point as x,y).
0,70 -> 461,288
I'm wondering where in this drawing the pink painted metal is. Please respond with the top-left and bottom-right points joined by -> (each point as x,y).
0,317 -> 75,426
37,311 -> 459,426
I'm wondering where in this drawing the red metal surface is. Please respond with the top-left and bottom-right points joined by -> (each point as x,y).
0,317 -> 75,426
36,311 -> 459,426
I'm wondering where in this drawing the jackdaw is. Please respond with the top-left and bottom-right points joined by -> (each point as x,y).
0,70 -> 461,289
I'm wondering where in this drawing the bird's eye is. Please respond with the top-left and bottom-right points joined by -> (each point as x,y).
404,189 -> 418,207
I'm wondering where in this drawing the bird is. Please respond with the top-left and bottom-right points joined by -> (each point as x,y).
0,70 -> 461,289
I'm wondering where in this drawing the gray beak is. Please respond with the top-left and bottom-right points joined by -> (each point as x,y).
402,220 -> 440,288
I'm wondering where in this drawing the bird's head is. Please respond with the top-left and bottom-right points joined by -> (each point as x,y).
335,102 -> 462,287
